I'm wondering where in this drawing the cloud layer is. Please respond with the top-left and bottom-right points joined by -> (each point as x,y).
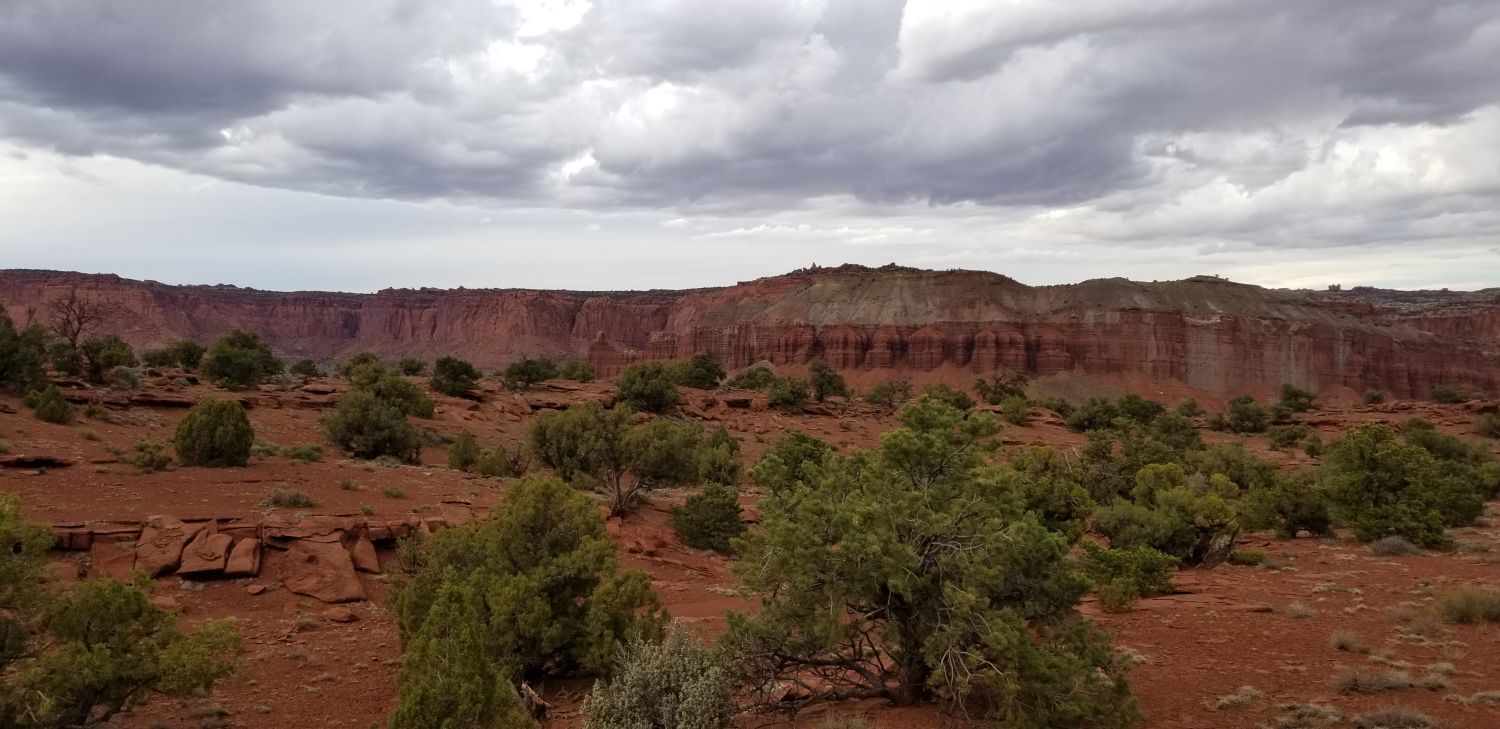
2,0 -> 1498,289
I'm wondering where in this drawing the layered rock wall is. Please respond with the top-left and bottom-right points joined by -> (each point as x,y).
3,267 -> 1496,398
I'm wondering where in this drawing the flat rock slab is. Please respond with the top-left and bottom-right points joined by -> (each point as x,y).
89,541 -> 138,581
179,531 -> 233,575
225,538 -> 262,577
135,516 -> 206,577
0,454 -> 75,469
282,540 -> 366,603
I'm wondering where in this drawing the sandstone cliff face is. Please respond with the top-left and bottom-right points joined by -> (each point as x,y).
3,266 -> 1496,398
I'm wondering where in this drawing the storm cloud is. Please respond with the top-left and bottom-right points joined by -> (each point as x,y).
1,0 -> 1498,289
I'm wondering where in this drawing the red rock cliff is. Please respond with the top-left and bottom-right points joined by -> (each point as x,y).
2,266 -> 1496,398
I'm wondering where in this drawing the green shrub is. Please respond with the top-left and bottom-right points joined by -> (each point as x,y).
808,360 -> 849,402
749,429 -> 833,498
126,440 -> 173,473
725,398 -> 1138,724
1303,433 -> 1325,457
289,358 -> 323,377
0,496 -> 242,727
260,488 -> 315,508
1369,536 -> 1421,556
1036,397 -> 1074,417
723,365 -> 775,391
528,402 -> 701,516
448,430 -> 480,471
1278,384 -> 1317,413
283,442 -> 323,463
974,374 -> 1027,405
1080,541 -> 1178,612
79,334 -> 137,384
1065,397 -> 1121,432
474,443 -> 527,478
1268,424 -> 1312,450
698,426 -> 742,486
500,356 -> 558,390
1431,387 -> 1470,404
111,365 -> 142,390
1227,550 -> 1266,566
0,313 -> 49,394
356,365 -> 435,418
430,355 -> 481,396
864,379 -> 913,409
1224,395 -> 1269,433
1433,584 -> 1500,624
617,361 -> 681,413
1240,472 -> 1334,539
1092,463 -> 1239,566
1175,399 -> 1204,418
389,477 -> 664,729
1323,423 -> 1460,548
582,624 -> 735,729
1000,445 -> 1094,543
202,330 -> 282,389
1363,389 -> 1386,405
558,360 -> 595,382
764,376 -> 809,412
1000,395 -> 1031,426
30,385 -> 75,424
173,398 -> 254,467
338,351 -> 383,377
322,390 -> 423,462
383,486 -> 407,499
918,383 -> 973,412
1476,413 -> 1500,439
671,484 -> 744,554
397,357 -> 426,376
671,353 -> 725,390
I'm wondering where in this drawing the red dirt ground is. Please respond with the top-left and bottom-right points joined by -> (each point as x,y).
3,378 -> 1498,729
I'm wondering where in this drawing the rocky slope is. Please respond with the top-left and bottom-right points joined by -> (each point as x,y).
3,265 -> 1497,398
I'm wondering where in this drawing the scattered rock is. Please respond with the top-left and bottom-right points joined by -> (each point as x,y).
324,606 -> 359,623
246,583 -> 269,596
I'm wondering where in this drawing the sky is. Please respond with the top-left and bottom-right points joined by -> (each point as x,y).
2,0 -> 1498,293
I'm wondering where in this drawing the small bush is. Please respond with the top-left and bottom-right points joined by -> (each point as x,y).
260,488 -> 315,508
1370,537 -> 1422,557
764,376 -> 809,412
918,383 -> 973,412
500,356 -> 558,390
1331,631 -> 1370,654
473,443 -> 526,478
321,390 -> 423,462
1431,387 -> 1470,404
397,357 -> 426,376
1080,541 -> 1177,612
1303,433 -> 1325,458
283,443 -> 323,463
671,353 -> 726,390
723,365 -> 775,391
174,398 -> 255,467
864,379 -> 912,409
383,486 -> 407,499
581,624 -> 735,729
447,430 -> 479,471
808,360 -> 849,402
1351,707 -> 1434,729
1331,667 -> 1414,694
618,361 -> 681,413
671,484 -> 744,554
1287,602 -> 1317,618
1364,390 -> 1386,405
1279,384 -> 1317,413
340,479 -> 360,491
1001,396 -> 1031,426
201,330 -> 282,390
31,385 -> 75,424
84,400 -> 111,421
289,358 -> 323,377
1225,395 -> 1269,433
1269,424 -> 1312,450
430,356 -> 481,396
1214,686 -> 1263,710
558,360 -> 595,382
1228,550 -> 1266,566
127,440 -> 173,473
1477,413 -> 1500,439
1434,584 -> 1500,624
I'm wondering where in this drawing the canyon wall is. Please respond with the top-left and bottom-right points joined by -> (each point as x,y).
2,266 -> 1497,398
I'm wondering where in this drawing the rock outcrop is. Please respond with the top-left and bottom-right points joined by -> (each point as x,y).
4,266 -> 1497,398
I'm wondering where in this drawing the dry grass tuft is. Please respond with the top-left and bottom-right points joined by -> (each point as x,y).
1214,685 -> 1264,710
1434,584 -> 1500,624
1331,630 -> 1370,653
1330,667 -> 1414,694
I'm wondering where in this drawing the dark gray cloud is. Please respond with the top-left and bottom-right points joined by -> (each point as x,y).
0,0 -> 1498,259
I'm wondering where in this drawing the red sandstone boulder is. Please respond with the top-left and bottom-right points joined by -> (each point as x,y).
134,516 -> 206,577
225,538 -> 262,577
350,535 -> 380,574
282,540 -> 366,603
178,531 -> 234,575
